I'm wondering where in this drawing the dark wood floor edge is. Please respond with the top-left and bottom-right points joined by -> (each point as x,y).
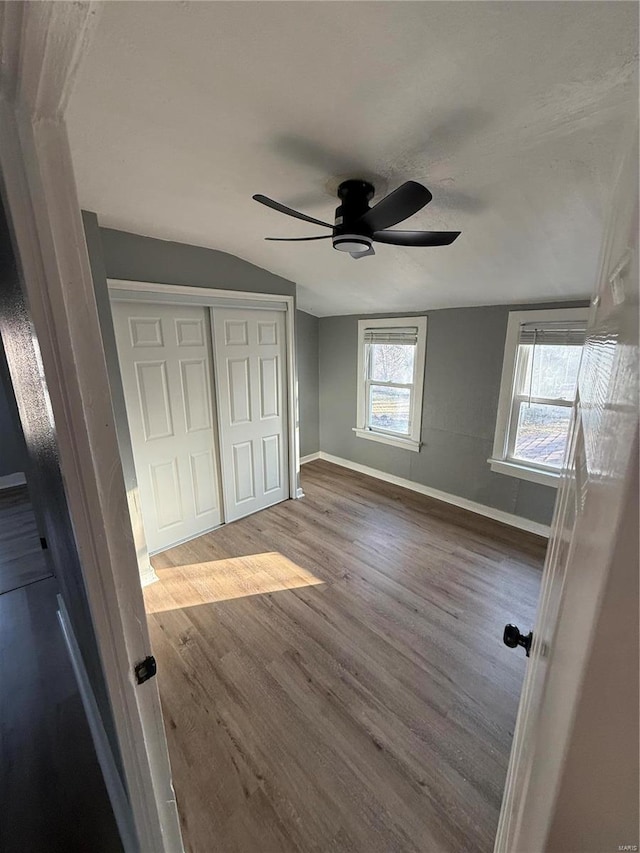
303,459 -> 550,555
0,571 -> 55,598
0,484 -> 30,503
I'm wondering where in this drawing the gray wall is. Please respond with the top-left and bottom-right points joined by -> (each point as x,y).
296,310 -> 319,457
319,302 -> 588,527
99,225 -> 295,297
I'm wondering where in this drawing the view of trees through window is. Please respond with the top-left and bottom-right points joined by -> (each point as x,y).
367,343 -> 415,434
512,343 -> 581,468
522,344 -> 581,400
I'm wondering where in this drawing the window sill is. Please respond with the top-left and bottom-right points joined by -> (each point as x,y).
353,428 -> 421,452
488,457 -> 562,488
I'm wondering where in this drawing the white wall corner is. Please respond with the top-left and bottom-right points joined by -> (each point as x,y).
300,452 -> 321,465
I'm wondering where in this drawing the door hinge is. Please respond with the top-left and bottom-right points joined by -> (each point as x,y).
134,655 -> 157,684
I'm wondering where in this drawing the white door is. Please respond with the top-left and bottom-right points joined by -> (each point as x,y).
212,307 -> 289,522
112,301 -> 223,553
495,124 -> 638,851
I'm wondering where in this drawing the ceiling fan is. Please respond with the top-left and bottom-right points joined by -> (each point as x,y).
253,179 -> 460,259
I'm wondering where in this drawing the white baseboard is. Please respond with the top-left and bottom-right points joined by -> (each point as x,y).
315,452 -> 551,538
300,452 -> 321,465
0,471 -> 26,490
140,564 -> 159,587
57,596 -> 138,853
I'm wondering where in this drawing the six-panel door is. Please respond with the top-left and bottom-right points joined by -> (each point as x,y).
112,301 -> 223,553
212,307 -> 288,523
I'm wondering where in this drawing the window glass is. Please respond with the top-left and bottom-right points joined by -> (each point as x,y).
513,403 -> 572,468
518,344 -> 581,400
369,343 -> 415,384
368,385 -> 411,434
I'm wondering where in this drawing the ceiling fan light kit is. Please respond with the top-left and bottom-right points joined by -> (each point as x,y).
333,235 -> 372,254
253,178 -> 460,259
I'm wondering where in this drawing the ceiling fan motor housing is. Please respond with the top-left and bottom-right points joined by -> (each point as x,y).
333,180 -> 375,253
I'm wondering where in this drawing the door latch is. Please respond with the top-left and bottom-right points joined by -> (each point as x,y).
134,655 -> 157,684
503,624 -> 533,657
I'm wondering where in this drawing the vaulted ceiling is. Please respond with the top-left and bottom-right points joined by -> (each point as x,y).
67,2 -> 638,316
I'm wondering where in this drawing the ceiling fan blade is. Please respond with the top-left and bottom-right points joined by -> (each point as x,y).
373,230 -> 460,246
350,246 -> 376,259
253,194 -> 332,229
265,235 -> 332,241
357,181 -> 432,231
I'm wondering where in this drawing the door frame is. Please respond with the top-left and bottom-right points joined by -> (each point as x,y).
108,279 -> 300,526
0,5 -> 183,851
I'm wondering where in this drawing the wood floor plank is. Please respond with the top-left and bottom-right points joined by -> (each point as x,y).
146,460 -> 545,853
0,576 -> 122,852
0,485 -> 51,594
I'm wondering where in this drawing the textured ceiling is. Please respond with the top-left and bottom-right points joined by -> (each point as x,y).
67,2 -> 638,316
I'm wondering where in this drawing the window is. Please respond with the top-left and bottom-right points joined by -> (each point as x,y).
354,317 -> 427,451
490,308 -> 588,487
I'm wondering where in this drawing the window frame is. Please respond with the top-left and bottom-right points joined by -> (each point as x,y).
489,307 -> 589,487
354,316 -> 427,452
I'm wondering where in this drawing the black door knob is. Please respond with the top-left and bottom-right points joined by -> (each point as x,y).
503,624 -> 533,657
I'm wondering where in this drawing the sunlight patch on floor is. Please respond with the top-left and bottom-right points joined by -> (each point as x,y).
144,551 -> 325,613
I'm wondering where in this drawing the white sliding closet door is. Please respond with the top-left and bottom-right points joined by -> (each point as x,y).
212,307 -> 289,522
112,301 -> 223,553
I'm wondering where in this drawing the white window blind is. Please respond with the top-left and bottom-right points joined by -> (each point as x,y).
518,321 -> 586,347
363,327 -> 419,345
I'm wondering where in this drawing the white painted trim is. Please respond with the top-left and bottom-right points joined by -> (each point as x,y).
317,452 -> 551,537
140,564 -> 159,587
491,307 -> 589,470
0,7 -> 183,851
286,299 -> 299,501
356,316 -> 427,448
0,472 -> 26,489
300,452 -> 321,465
108,278 -> 291,304
107,279 -> 299,503
57,596 -> 138,853
352,428 -> 421,452
488,458 -> 561,488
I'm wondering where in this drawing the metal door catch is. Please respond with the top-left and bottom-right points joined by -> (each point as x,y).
134,655 -> 157,684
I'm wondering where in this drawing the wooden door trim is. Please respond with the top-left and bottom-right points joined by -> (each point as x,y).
0,5 -> 183,852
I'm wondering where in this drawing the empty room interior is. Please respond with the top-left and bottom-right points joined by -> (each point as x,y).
0,2 -> 638,852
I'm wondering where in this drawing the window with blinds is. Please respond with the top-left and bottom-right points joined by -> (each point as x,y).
491,309 -> 589,484
355,317 -> 427,451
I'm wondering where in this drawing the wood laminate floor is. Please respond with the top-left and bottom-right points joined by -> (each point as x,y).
0,485 -> 50,594
146,460 -> 546,853
0,490 -> 122,853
